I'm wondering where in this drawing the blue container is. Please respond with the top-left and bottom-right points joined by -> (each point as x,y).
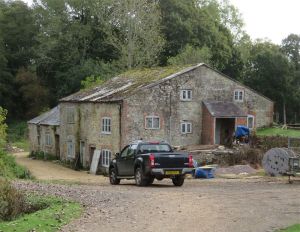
194,167 -> 215,179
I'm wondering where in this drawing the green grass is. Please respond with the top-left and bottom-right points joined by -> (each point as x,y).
0,195 -> 82,232
256,127 -> 300,138
7,121 -> 29,151
0,150 -> 31,179
279,224 -> 300,232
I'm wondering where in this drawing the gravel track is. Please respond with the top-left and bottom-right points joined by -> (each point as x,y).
14,178 -> 300,232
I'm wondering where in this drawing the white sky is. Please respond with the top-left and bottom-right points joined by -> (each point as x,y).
22,0 -> 300,45
230,0 -> 300,44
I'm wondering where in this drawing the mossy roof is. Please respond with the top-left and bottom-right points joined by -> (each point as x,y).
60,64 -> 203,102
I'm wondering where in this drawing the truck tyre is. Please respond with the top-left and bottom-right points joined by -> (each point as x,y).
109,168 -> 120,185
135,167 -> 148,186
172,175 -> 185,186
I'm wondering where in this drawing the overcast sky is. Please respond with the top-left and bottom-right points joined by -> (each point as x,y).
22,0 -> 300,45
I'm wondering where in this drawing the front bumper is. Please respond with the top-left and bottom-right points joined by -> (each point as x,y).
151,168 -> 194,176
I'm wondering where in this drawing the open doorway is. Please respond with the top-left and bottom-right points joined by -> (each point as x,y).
215,118 -> 235,145
55,135 -> 60,159
88,145 -> 96,168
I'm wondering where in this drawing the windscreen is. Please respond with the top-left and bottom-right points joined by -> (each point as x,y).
139,144 -> 172,154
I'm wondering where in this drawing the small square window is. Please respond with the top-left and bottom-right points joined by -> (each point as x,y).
145,116 -> 160,129
234,90 -> 244,102
181,122 -> 192,134
180,90 -> 192,101
102,117 -> 111,134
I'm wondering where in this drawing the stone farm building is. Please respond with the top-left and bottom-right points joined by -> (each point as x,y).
28,63 -> 273,170
28,106 -> 60,158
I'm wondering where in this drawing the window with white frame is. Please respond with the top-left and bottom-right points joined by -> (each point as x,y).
247,115 -> 255,129
101,117 -> 111,134
45,133 -> 51,146
181,122 -> 192,134
67,107 -> 75,123
67,136 -> 75,158
234,89 -> 244,102
180,89 -> 192,101
101,149 -> 112,167
145,116 -> 160,129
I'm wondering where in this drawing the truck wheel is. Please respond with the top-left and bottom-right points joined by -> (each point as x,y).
109,168 -> 120,185
172,175 -> 185,186
135,167 -> 147,186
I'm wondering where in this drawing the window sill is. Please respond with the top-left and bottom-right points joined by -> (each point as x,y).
180,99 -> 192,102
101,132 -> 112,135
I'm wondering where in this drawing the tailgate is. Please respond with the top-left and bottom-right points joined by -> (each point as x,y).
154,153 -> 189,169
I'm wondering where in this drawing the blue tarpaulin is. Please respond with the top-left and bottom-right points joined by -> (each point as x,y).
235,125 -> 250,138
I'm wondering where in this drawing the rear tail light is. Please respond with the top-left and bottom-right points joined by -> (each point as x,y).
150,154 -> 155,168
188,154 -> 193,168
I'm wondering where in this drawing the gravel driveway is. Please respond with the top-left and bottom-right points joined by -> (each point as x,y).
14,178 -> 300,232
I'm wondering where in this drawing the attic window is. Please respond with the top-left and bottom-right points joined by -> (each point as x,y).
234,89 -> 244,102
145,116 -> 160,129
180,90 -> 192,101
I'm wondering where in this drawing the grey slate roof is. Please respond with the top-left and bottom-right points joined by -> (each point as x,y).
60,64 -> 203,102
60,63 -> 273,103
203,101 -> 247,117
27,106 -> 60,126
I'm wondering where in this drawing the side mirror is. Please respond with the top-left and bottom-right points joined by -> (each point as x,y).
115,152 -> 120,158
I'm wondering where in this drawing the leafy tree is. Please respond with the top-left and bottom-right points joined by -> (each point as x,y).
168,45 -> 212,65
110,0 -> 164,68
281,34 -> 300,70
244,41 -> 293,124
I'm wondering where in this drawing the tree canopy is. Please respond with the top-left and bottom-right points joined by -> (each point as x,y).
0,0 -> 299,124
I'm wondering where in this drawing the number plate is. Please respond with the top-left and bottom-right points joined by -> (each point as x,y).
165,170 -> 180,175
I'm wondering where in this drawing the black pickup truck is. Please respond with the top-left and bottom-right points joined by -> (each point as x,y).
109,141 -> 193,186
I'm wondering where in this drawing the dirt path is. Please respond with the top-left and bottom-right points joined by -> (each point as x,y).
13,152 -> 300,232
13,152 -> 107,184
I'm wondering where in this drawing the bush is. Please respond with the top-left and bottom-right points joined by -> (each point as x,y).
0,179 -> 26,221
0,150 -> 30,179
29,151 -> 57,160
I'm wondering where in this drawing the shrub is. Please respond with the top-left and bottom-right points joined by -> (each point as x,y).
0,179 -> 26,221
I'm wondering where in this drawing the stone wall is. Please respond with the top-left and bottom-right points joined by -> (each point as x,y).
28,124 -> 39,152
59,102 -> 121,168
121,65 -> 273,147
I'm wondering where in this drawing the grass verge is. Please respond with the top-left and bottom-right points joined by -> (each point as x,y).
0,195 -> 82,232
256,128 -> 300,137
0,150 -> 31,179
279,224 -> 300,232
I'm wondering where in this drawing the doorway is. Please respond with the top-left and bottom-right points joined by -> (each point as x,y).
88,145 -> 96,168
215,118 -> 235,145
80,141 -> 85,167
55,135 -> 60,159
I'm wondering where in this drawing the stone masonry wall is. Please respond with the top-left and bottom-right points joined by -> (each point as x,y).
121,65 -> 273,147
60,102 -> 121,168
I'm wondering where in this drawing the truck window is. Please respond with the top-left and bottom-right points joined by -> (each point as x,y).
139,144 -> 172,154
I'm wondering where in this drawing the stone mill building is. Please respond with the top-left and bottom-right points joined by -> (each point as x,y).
29,63 -> 274,169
